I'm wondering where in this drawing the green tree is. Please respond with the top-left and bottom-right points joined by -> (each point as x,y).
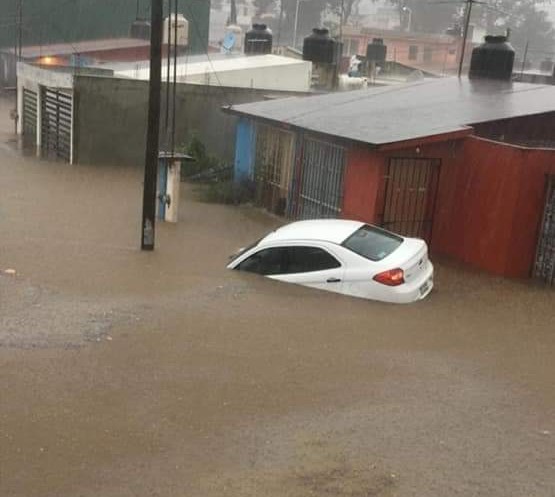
475,0 -> 554,59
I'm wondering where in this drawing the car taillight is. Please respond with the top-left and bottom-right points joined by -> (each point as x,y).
373,268 -> 405,286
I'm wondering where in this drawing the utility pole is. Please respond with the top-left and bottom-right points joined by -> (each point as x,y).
230,0 -> 237,25
141,0 -> 164,251
17,0 -> 22,60
458,0 -> 473,78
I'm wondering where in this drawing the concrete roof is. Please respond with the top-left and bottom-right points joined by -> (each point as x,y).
113,54 -> 311,80
3,38 -> 150,58
227,77 -> 555,147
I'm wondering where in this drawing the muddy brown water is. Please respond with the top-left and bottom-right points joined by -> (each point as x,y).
0,95 -> 554,497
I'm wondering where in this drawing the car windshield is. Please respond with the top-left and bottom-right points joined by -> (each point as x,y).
228,234 -> 269,263
341,224 -> 403,261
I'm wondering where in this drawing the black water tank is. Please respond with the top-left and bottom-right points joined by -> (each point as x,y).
366,38 -> 387,64
303,28 -> 340,64
244,24 -> 273,55
469,35 -> 515,80
540,58 -> 554,73
130,19 -> 151,40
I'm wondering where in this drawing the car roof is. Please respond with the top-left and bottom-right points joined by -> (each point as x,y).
262,219 -> 366,245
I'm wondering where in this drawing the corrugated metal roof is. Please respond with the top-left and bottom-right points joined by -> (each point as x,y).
227,78 -> 555,147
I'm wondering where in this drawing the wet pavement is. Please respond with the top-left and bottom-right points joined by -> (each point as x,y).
0,94 -> 554,497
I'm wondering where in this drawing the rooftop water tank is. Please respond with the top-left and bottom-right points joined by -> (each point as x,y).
130,19 -> 151,40
224,24 -> 243,52
540,58 -> 554,73
163,14 -> 189,47
366,38 -> 387,64
244,24 -> 273,55
303,28 -> 340,64
469,35 -> 515,80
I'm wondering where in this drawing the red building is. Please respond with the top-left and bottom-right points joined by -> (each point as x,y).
229,78 -> 555,284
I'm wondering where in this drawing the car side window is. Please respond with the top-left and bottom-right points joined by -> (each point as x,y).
284,247 -> 341,274
237,247 -> 285,275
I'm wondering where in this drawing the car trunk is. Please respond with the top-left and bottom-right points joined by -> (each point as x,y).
386,238 -> 429,284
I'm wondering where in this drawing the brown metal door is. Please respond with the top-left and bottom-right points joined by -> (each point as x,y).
254,124 -> 295,215
381,157 -> 441,241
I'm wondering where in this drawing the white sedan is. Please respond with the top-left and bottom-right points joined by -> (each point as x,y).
227,219 -> 434,303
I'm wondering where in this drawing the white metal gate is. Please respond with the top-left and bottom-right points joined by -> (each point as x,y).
41,87 -> 73,162
22,88 -> 37,144
534,176 -> 555,285
293,137 -> 346,219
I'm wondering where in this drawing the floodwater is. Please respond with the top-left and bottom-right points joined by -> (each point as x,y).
1,94 -> 554,497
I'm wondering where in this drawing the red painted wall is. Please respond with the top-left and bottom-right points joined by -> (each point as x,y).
342,146 -> 385,223
342,136 -> 555,278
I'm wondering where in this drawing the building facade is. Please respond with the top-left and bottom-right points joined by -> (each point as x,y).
228,79 -> 555,283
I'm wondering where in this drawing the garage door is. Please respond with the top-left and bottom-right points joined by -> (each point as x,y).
534,176 -> 555,285
41,87 -> 73,162
22,88 -> 37,144
293,137 -> 346,219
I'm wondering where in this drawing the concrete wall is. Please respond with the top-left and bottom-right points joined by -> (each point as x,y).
73,75 -> 304,167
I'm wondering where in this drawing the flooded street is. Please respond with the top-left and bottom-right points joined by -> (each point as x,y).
1,95 -> 554,497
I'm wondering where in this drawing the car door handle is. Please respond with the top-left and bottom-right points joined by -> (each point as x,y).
326,277 -> 342,283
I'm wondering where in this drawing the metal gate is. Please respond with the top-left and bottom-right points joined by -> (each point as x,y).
534,176 -> 555,285
293,137 -> 346,219
254,123 -> 295,215
22,88 -> 37,144
41,87 -> 73,162
381,157 -> 441,241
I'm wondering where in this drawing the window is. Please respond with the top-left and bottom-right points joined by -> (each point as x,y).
238,247 -> 286,275
284,247 -> 341,274
408,45 -> 418,61
423,46 -> 433,62
237,246 -> 341,275
342,225 -> 403,261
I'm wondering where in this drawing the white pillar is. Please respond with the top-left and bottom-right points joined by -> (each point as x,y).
69,90 -> 75,165
16,74 -> 23,135
36,85 -> 42,151
165,159 -> 181,223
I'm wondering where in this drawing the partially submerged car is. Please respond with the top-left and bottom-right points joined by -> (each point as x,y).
227,219 -> 433,303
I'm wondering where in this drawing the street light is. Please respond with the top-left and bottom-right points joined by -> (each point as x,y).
293,0 -> 309,48
402,6 -> 412,32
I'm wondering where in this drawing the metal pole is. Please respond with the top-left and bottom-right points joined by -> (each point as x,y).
171,0 -> 178,155
293,0 -> 301,48
17,0 -> 22,59
165,0 -> 171,132
339,0 -> 344,42
458,0 -> 473,78
276,0 -> 284,47
141,0 -> 164,251
520,40 -> 529,79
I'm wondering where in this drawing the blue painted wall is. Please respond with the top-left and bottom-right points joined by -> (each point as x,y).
234,118 -> 256,183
